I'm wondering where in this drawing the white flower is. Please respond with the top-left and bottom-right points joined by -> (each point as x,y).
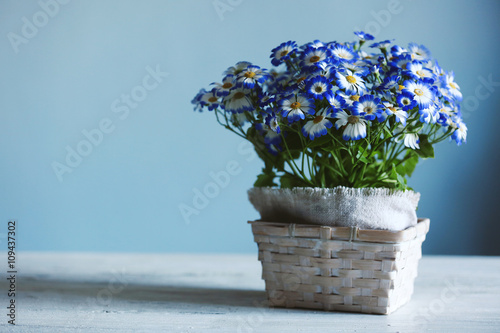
335,110 -> 368,141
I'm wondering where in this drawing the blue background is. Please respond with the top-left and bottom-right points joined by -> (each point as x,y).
1,0 -> 499,255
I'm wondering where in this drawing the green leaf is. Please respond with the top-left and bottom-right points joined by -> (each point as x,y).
280,173 -> 307,189
404,152 -> 419,177
254,171 -> 277,187
415,134 -> 434,158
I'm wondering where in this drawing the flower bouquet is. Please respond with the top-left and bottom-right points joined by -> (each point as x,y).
192,32 -> 466,314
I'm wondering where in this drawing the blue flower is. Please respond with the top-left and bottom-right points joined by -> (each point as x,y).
336,69 -> 366,94
302,108 -> 333,140
408,43 -> 431,61
382,102 -> 408,126
222,87 -> 254,113
334,108 -> 369,141
326,92 -> 346,114
265,112 -> 281,134
451,118 -> 467,145
406,61 -> 435,81
330,44 -> 358,63
381,75 -> 401,90
224,61 -> 252,76
191,88 -> 206,112
440,72 -> 462,101
258,92 -> 275,108
305,76 -> 332,99
301,47 -> 331,68
236,65 -> 269,89
199,88 -> 220,111
270,41 -> 297,66
255,122 -> 281,145
396,91 -> 417,111
419,105 -> 439,124
354,31 -> 375,41
213,74 -> 236,97
403,79 -> 435,109
352,94 -> 383,121
279,94 -> 315,122
370,39 -> 393,49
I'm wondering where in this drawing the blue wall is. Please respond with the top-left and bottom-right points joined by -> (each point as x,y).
1,0 -> 499,254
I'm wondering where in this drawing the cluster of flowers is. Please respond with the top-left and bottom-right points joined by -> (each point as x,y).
192,32 -> 467,158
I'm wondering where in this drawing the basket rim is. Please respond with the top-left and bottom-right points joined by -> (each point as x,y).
248,218 -> 430,243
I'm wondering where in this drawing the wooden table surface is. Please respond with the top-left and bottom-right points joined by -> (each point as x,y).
0,253 -> 499,332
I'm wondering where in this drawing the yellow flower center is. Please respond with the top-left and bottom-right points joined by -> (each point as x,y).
309,55 -> 320,63
350,95 -> 360,102
290,102 -> 301,109
208,96 -> 218,103
449,82 -> 457,89
398,85 -> 405,91
313,116 -> 324,124
414,88 -> 424,96
297,76 -> 306,83
416,70 -> 425,77
315,86 -> 323,93
364,106 -> 373,114
346,75 -> 357,84
347,115 -> 359,124
233,92 -> 245,99
244,71 -> 256,79
222,82 -> 233,89
280,50 -> 289,57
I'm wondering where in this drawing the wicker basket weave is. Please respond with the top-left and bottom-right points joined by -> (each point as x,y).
249,218 -> 430,314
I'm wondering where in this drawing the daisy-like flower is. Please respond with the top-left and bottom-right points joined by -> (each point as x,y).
381,75 -> 401,90
302,108 -> 333,140
224,61 -> 252,76
191,88 -> 205,112
258,92 -> 275,108
370,39 -> 393,50
301,47 -> 331,68
352,95 -> 383,121
303,39 -> 324,49
305,76 -> 332,99
390,45 -> 407,57
406,61 -> 435,81
419,104 -> 439,124
270,41 -> 297,66
326,93 -> 346,114
403,79 -> 435,108
213,74 -> 236,97
408,43 -> 431,61
336,69 -> 366,94
200,89 -> 219,111
222,88 -> 254,113
342,62 -> 370,77
403,133 -> 420,149
397,91 -> 417,111
337,91 -> 362,107
441,72 -> 462,101
236,65 -> 269,89
265,112 -> 281,134
255,122 -> 281,145
330,44 -> 357,63
334,109 -> 368,141
279,94 -> 315,122
451,119 -> 467,145
354,31 -> 375,41
382,102 -> 408,125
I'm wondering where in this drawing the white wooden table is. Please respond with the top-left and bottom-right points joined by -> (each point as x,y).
0,253 -> 499,332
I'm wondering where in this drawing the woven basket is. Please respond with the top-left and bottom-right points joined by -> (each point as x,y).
249,218 -> 430,314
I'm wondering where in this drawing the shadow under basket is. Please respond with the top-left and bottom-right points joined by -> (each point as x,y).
249,218 -> 430,315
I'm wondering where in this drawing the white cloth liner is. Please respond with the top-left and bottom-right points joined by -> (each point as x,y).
248,186 -> 420,231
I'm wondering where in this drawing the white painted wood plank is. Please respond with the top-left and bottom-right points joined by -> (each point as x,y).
0,253 -> 499,332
